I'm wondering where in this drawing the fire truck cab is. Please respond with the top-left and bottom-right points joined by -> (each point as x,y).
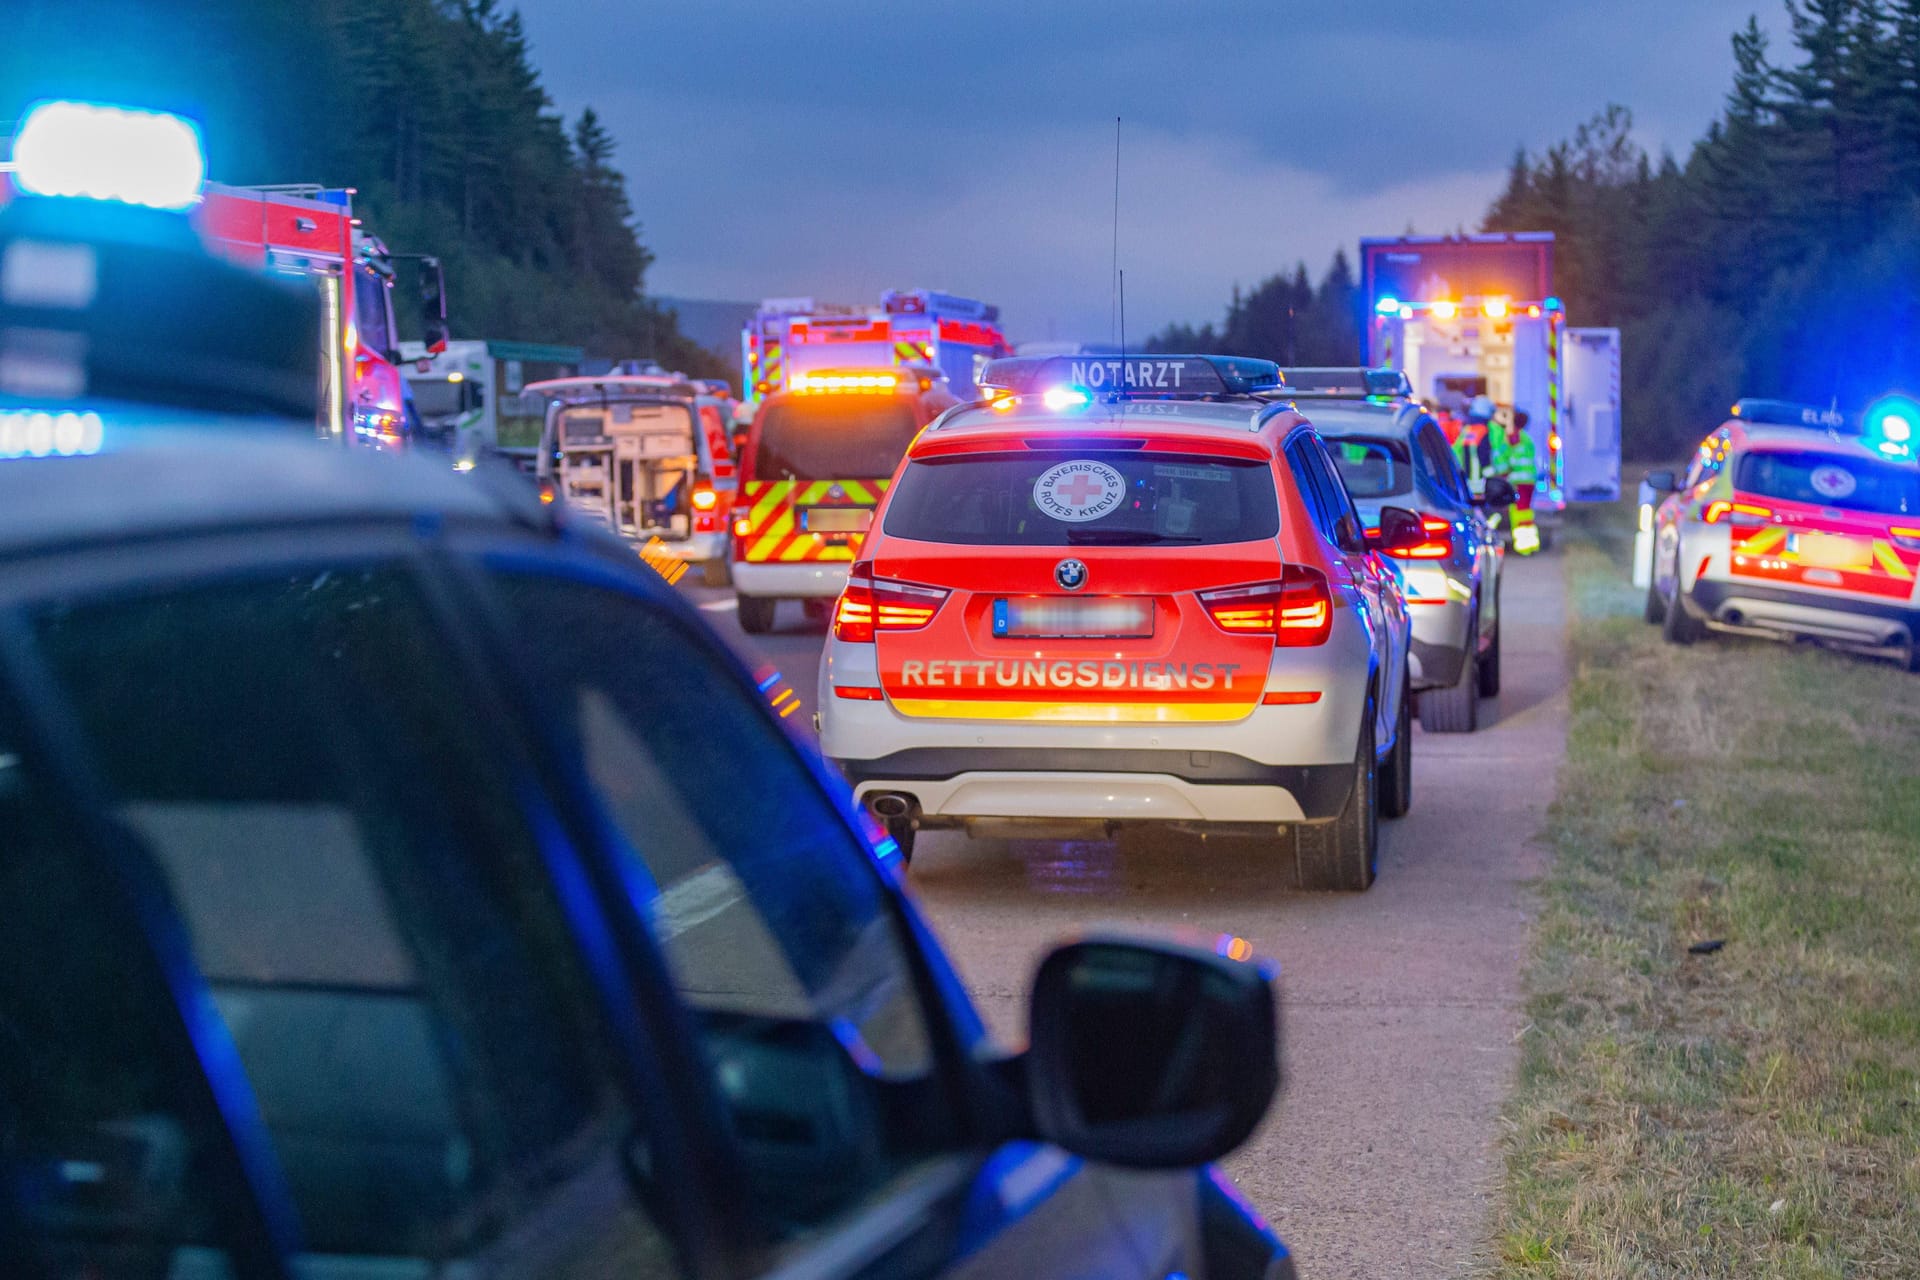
731,365 -> 958,633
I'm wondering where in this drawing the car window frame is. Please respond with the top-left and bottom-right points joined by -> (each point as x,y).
0,524 -> 722,1279
433,532 -> 1000,1262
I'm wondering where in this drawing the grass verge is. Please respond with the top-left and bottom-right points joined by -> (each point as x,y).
1489,501 -> 1920,1278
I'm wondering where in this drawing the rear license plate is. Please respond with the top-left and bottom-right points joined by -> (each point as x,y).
1790,532 -> 1869,570
802,507 -> 872,533
993,597 -> 1155,638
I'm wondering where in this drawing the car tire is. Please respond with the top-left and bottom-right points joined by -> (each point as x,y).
701,558 -> 732,588
1294,692 -> 1378,891
1661,544 -> 1704,646
737,595 -> 777,634
1643,570 -> 1667,625
1478,587 -> 1503,698
1418,625 -> 1479,733
1378,676 -> 1412,820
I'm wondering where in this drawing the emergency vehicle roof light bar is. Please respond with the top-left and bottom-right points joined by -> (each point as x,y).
978,354 -> 1284,399
1729,398 -> 1861,433
12,100 -> 207,211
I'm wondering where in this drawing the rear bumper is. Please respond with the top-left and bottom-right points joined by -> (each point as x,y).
732,559 -> 852,599
1688,578 -> 1920,646
841,748 -> 1352,823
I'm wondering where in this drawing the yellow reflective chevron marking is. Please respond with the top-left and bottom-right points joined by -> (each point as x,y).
1871,540 -> 1913,580
1743,527 -> 1788,556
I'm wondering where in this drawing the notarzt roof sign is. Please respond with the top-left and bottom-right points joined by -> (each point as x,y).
979,354 -> 1282,398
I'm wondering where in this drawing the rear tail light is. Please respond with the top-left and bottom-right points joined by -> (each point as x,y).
1703,500 -> 1771,526
691,484 -> 719,512
1366,515 -> 1454,559
1890,526 -> 1920,552
1198,567 -> 1333,646
832,562 -> 950,643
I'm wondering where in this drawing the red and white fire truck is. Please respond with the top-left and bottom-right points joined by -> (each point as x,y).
741,290 -> 1007,404
193,183 -> 447,447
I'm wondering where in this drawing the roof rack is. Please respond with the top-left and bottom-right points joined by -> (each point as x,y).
1274,367 -> 1412,399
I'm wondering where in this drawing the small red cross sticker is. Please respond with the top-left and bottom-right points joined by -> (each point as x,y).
1056,473 -> 1106,506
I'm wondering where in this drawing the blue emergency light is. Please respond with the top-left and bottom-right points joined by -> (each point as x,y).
1865,394 -> 1919,460
12,101 -> 207,210
1374,296 -> 1401,316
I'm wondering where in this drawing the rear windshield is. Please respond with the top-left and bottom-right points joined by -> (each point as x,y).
1737,449 -> 1920,515
883,450 -> 1280,546
1324,435 -> 1412,498
755,399 -> 919,481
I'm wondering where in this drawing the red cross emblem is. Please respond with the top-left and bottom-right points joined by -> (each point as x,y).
1055,473 -> 1107,506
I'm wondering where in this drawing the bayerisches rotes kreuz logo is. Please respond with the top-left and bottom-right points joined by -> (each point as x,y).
1033,459 -> 1126,523
1809,465 -> 1857,499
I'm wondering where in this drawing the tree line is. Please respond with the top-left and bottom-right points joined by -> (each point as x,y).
1491,0 -> 1920,457
4,0 -> 725,379
1149,0 -> 1920,459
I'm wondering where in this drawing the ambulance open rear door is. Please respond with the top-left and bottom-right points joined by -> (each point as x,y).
1562,327 -> 1622,503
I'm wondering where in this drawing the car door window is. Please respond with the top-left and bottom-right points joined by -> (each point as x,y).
1284,437 -> 1337,541
28,566 -> 682,1278
479,566 -> 957,1240
0,696 -> 259,1279
1304,436 -> 1365,542
1418,423 -> 1467,503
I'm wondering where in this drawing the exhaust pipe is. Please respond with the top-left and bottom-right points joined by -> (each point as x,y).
869,792 -> 914,819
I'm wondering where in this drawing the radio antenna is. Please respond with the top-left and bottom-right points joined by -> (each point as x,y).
1119,268 -> 1127,361
1111,115 -> 1121,348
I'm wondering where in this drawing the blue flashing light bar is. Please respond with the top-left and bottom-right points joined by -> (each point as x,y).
979,354 -> 1283,399
12,101 -> 206,210
1865,394 -> 1919,460
1374,296 -> 1401,315
1543,296 -> 1564,312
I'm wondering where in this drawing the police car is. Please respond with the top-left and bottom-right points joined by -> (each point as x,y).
1281,369 -> 1508,733
818,354 -> 1423,889
0,99 -> 1301,1280
1646,397 -> 1920,665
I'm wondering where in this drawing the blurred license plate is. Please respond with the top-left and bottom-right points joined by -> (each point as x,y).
1790,532 -> 1869,569
993,597 -> 1154,638
802,507 -> 871,533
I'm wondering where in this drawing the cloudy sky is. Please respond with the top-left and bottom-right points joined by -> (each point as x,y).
520,1 -> 1787,342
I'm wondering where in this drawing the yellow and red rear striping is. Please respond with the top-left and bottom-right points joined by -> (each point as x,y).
738,478 -> 889,562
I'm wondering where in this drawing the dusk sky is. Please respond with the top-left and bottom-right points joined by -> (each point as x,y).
521,2 -> 1789,342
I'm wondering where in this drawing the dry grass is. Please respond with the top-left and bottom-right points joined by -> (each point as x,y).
1487,503 -> 1920,1278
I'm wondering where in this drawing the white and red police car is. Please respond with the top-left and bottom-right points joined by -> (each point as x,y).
817,355 -> 1422,889
1647,397 -> 1920,664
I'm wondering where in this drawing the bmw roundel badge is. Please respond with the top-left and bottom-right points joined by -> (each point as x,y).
1054,558 -> 1088,591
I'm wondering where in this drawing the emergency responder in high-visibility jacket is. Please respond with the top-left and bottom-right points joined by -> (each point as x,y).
1453,394 -> 1497,497
1499,411 -> 1541,555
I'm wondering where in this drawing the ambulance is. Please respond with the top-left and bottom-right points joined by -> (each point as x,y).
1645,396 -> 1920,664
529,372 -> 740,585
1362,234 -> 1622,530
741,291 -> 1007,404
731,364 -> 958,631
816,354 -> 1423,889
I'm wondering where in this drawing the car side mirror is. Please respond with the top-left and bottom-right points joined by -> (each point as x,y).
1375,505 -> 1427,554
1026,936 -> 1278,1169
1478,476 -> 1517,508
419,256 -> 449,355
1644,468 -> 1678,494
1332,511 -> 1367,554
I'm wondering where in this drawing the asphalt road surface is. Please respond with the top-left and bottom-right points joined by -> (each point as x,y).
685,555 -> 1569,1278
